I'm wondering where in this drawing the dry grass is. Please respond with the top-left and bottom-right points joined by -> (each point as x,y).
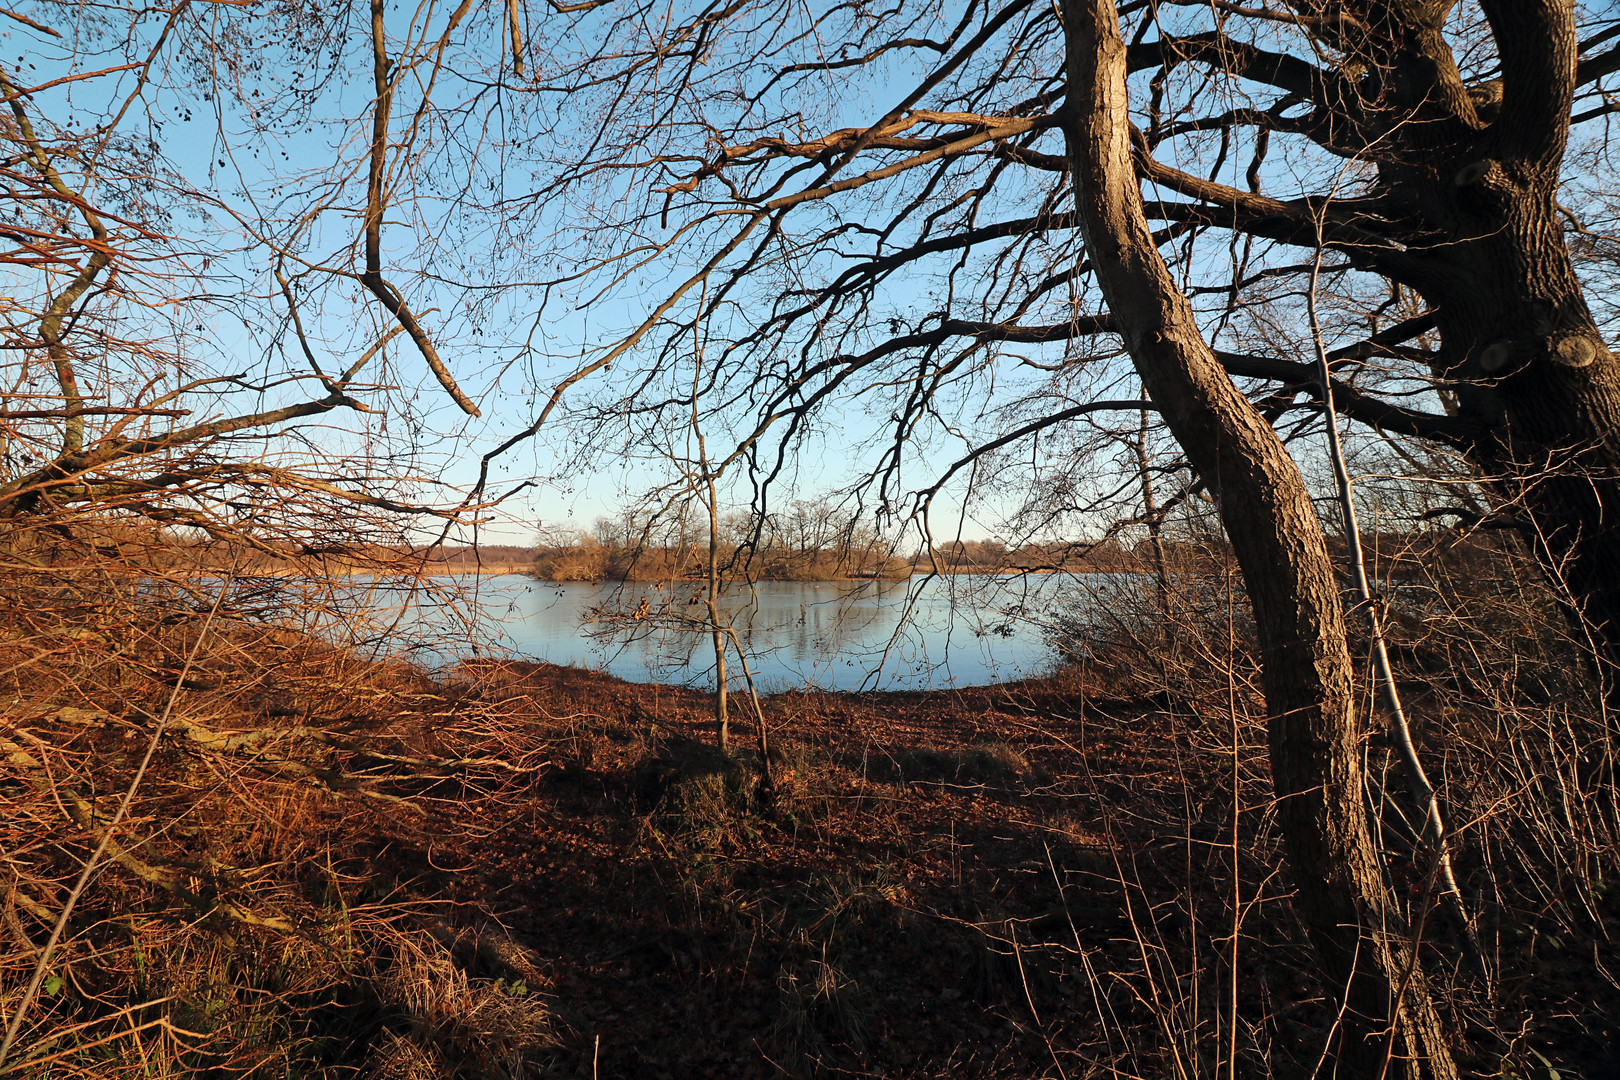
0,533 -> 565,1078
1,529 -> 1617,1078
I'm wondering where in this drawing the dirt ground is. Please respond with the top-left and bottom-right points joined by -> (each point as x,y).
6,608 -> 1613,1078
361,659 -> 1330,1079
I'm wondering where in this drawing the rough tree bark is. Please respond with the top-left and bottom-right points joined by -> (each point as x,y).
1145,0 -> 1620,692
1062,0 -> 1459,1075
1441,2 -> 1620,690
1334,0 -> 1620,694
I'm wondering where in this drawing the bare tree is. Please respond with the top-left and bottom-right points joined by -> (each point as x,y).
1063,0 -> 1455,1071
477,0 -> 1620,697
11,0 -> 1620,1070
0,0 -> 541,555
450,0 -> 1620,1071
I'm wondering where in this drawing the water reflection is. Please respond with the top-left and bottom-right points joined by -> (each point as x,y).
390,574 -> 1126,692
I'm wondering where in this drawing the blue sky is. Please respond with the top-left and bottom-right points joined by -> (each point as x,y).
6,0 -> 1553,552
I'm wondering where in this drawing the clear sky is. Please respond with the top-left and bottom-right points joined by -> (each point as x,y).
3,0 -> 1475,554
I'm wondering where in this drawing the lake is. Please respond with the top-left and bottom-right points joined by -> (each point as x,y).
366,574 -> 1139,692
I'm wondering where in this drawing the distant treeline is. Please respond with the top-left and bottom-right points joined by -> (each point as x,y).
9,518 -> 538,576
531,541 -> 914,582
532,506 -> 911,582
531,508 -> 1160,582
233,544 -> 537,576
42,513 -> 1520,585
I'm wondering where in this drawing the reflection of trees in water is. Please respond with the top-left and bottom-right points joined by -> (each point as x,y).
381,575 -> 1138,689
587,581 -> 902,685
583,575 -> 1133,690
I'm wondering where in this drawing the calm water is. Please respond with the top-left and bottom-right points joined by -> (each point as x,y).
373,574 -> 1135,692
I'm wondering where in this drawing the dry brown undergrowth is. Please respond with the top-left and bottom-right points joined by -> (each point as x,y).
0,543 -> 567,1079
1,534 -> 1617,1078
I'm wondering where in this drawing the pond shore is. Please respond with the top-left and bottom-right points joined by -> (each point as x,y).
390,656 -> 1205,1077
8,608 -> 1198,1076
8,600 -> 1608,1078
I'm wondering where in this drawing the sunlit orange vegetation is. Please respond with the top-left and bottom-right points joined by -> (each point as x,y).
2,527 -> 1614,1078
0,538 -> 561,1077
531,537 -> 913,582
532,514 -> 1156,583
15,520 -> 536,579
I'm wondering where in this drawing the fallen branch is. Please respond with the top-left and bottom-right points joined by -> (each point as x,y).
0,732 -> 294,932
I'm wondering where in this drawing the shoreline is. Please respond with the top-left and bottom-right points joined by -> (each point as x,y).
525,566 -> 1141,584
455,653 -> 1076,698
143,563 -> 1144,581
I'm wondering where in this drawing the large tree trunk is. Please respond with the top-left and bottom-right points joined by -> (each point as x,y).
1062,1 -> 1458,1075
1379,0 -> 1620,697
1429,204 -> 1620,700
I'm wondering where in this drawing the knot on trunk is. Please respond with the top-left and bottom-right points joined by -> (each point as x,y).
1551,335 -> 1597,369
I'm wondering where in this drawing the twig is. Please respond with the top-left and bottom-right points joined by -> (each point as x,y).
0,587 -> 226,1066
1305,246 -> 1486,982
